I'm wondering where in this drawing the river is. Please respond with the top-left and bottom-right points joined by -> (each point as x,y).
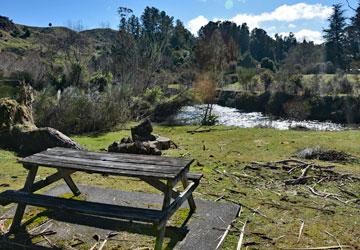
173,105 -> 345,131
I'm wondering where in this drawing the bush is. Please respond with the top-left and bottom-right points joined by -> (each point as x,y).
89,72 -> 113,92
143,86 -> 165,103
33,86 -> 131,134
261,57 -> 276,72
260,70 -> 274,92
283,98 -> 311,120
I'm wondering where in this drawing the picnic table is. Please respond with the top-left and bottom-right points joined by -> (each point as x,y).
0,147 -> 202,250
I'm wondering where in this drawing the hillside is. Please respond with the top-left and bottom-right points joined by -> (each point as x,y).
0,16 -> 118,80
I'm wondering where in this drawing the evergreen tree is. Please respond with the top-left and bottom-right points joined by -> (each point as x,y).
348,1 -> 360,61
323,4 -> 348,70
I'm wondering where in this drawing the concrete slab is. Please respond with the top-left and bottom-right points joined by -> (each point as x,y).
1,185 -> 239,250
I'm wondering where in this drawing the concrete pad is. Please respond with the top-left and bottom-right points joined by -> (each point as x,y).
1,185 -> 239,249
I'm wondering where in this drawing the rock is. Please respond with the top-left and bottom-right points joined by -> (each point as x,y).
0,98 -> 82,156
108,141 -> 161,155
120,137 -> 133,144
131,119 -> 157,141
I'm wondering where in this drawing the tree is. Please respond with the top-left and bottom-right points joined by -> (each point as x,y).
348,1 -> 360,62
323,4 -> 348,70
250,28 -> 275,62
239,23 -> 250,54
193,74 -> 218,125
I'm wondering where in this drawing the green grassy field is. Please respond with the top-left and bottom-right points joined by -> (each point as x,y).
0,126 -> 359,249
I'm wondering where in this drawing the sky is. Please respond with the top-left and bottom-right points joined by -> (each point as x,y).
1,0 -> 358,44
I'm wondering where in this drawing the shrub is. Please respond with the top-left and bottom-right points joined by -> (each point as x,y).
283,98 -> 311,120
33,86 -> 131,134
143,86 -> 165,104
260,70 -> 274,92
261,57 -> 276,72
89,72 -> 113,92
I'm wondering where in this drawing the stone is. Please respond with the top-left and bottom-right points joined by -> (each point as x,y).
131,119 -> 157,141
108,141 -> 161,156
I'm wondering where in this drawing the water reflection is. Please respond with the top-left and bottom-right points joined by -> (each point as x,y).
173,105 -> 344,131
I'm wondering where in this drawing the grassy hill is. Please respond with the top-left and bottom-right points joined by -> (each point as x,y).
0,16 -> 118,80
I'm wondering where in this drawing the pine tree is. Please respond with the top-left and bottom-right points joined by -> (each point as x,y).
348,1 -> 360,61
323,4 -> 348,70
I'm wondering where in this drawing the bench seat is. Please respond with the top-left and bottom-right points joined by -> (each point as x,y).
0,190 -> 164,224
187,173 -> 203,182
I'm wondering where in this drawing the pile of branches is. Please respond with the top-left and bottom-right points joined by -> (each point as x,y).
244,159 -> 360,205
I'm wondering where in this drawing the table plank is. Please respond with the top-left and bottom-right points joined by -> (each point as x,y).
20,157 -> 183,179
47,147 -> 193,167
26,154 -> 184,174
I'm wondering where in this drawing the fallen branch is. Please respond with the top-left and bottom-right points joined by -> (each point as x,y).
187,128 -> 211,134
236,221 -> 247,250
215,223 -> 232,249
285,165 -> 312,185
325,231 -> 343,250
281,245 -> 351,250
297,220 -> 305,243
225,198 -> 275,223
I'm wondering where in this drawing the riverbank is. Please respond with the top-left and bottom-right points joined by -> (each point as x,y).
0,126 -> 359,249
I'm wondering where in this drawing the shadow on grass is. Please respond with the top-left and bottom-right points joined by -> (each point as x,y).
1,208 -> 191,249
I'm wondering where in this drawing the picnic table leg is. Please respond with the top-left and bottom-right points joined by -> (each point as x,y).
60,170 -> 81,196
181,173 -> 196,212
155,180 -> 172,250
9,165 -> 38,233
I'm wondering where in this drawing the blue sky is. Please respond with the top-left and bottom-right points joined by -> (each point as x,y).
1,0 -> 358,43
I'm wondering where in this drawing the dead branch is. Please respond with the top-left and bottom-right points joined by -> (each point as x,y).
215,223 -> 232,249
285,165 -> 313,185
297,220 -> 305,243
325,231 -> 343,250
236,221 -> 247,250
225,198 -> 275,223
251,161 -> 279,169
281,245 -> 351,250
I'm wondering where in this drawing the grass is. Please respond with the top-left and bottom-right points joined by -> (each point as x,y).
0,125 -> 360,249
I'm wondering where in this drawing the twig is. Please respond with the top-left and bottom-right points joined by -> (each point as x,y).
297,220 -> 305,243
89,242 -> 98,250
214,195 -> 225,202
236,221 -> 247,250
285,165 -> 312,185
345,0 -> 356,11
225,198 -> 274,223
325,231 -> 343,250
98,238 -> 108,250
215,223 -> 232,249
281,245 -> 351,250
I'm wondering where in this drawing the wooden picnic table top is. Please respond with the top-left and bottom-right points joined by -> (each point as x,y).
19,147 -> 194,180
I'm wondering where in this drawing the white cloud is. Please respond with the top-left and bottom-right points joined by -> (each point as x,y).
230,3 -> 332,30
187,15 -> 209,35
187,2 -> 332,42
288,23 -> 296,28
278,29 -> 324,44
